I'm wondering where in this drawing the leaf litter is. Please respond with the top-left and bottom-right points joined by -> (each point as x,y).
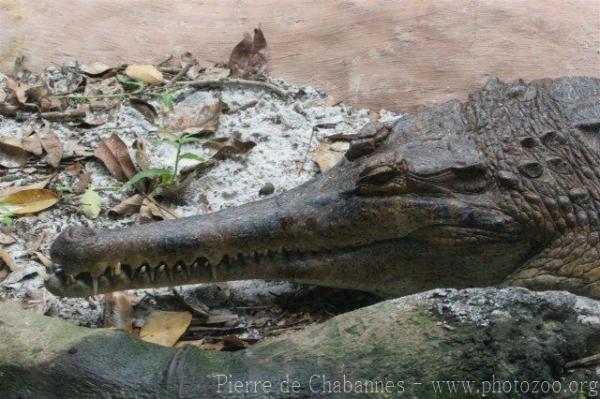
0,28 -> 399,349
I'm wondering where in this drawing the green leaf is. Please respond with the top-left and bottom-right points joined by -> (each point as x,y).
116,74 -> 145,92
179,152 -> 204,162
80,188 -> 102,219
54,184 -> 74,193
0,215 -> 13,225
160,91 -> 174,108
178,135 -> 203,145
121,168 -> 173,192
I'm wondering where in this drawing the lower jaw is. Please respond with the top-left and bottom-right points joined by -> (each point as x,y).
45,247 -> 343,297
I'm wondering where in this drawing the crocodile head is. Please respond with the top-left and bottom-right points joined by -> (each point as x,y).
47,77 -> 600,298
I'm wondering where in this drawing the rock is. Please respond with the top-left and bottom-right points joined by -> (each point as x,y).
258,182 -> 275,196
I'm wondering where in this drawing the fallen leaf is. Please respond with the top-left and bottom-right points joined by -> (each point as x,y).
65,162 -> 81,176
0,103 -> 18,117
0,175 -> 54,199
0,246 -> 15,271
0,231 -> 15,245
139,197 -> 178,223
197,66 -> 230,81
139,311 -> 192,347
163,101 -> 221,135
204,137 -> 256,160
4,77 -> 28,104
80,62 -> 112,76
313,140 -> 349,172
228,26 -> 268,79
125,64 -> 163,85
84,76 -> 123,97
109,194 -> 144,217
104,292 -> 134,332
80,188 -> 102,219
21,133 -> 43,156
222,335 -> 250,350
94,134 -> 137,182
80,111 -> 107,127
62,139 -> 93,159
0,137 -> 29,168
73,173 -> 91,194
39,128 -> 64,168
130,98 -> 157,123
133,139 -> 151,171
0,188 -> 58,215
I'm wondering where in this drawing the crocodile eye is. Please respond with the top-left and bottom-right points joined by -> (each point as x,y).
356,162 -> 408,196
413,164 -> 492,194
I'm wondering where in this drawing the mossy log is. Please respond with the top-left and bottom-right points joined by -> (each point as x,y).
0,288 -> 598,398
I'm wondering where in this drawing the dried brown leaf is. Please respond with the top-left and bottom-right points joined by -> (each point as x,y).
104,292 -> 134,332
125,64 -> 163,85
94,134 -> 137,182
197,66 -> 230,81
0,231 -> 16,245
222,335 -> 250,350
109,194 -> 143,216
228,27 -> 268,79
133,139 -> 151,171
0,188 -> 58,215
73,173 -> 91,194
65,162 -> 81,176
130,98 -> 157,123
63,139 -> 93,159
0,175 -> 54,199
39,129 -> 64,168
313,140 -> 349,172
4,77 -> 28,104
0,137 -> 29,168
0,103 -> 18,117
163,101 -> 221,135
80,62 -> 112,76
139,311 -> 192,347
21,133 -> 43,156
204,137 -> 256,160
0,246 -> 15,272
139,197 -> 178,223
84,76 -> 123,97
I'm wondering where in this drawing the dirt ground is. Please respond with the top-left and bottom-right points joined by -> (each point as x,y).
1,1 -> 598,112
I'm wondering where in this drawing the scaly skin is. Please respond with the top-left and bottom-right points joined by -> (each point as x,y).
47,77 -> 600,298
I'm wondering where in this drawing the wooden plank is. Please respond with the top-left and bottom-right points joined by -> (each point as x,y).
1,0 -> 598,112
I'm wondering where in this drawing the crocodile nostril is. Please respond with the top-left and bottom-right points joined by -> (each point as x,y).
65,226 -> 95,241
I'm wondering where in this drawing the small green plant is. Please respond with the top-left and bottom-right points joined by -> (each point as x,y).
54,184 -> 74,194
151,86 -> 178,108
122,133 -> 205,192
116,74 -> 145,93
0,205 -> 13,226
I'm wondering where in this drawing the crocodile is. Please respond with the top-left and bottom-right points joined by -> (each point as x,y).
46,76 -> 600,299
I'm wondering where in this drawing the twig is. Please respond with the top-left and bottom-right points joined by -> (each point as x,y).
167,60 -> 197,86
297,127 -> 317,174
174,78 -> 288,98
564,353 -> 600,369
156,54 -> 174,68
140,192 -> 179,219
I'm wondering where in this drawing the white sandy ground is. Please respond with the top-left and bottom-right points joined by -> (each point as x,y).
0,71 -> 400,326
